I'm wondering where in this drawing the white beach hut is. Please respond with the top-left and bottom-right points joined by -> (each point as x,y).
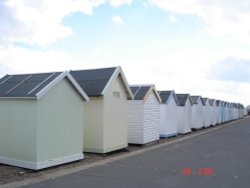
128,84 -> 161,144
158,90 -> 179,138
190,96 -> 204,129
209,99 -> 217,126
216,100 -> 222,124
232,103 -> 238,120
244,108 -> 248,116
176,94 -> 192,134
202,98 -> 211,128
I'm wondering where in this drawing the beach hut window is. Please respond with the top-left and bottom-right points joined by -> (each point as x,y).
113,91 -> 120,98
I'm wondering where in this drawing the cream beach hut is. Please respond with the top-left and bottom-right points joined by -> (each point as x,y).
70,67 -> 133,153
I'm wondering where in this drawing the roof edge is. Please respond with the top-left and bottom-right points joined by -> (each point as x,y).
101,66 -> 134,100
36,71 -> 89,101
143,85 -> 162,103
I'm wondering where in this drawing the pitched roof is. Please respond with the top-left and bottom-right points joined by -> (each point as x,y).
0,72 -> 89,101
70,67 -> 116,97
70,66 -> 133,99
130,84 -> 161,102
209,99 -> 216,106
202,98 -> 210,105
158,90 -> 179,105
190,96 -> 205,105
216,100 -> 221,106
176,94 -> 190,106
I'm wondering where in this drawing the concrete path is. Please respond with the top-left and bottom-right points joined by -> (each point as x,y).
17,117 -> 250,188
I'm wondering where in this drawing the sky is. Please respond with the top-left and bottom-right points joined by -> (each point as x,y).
1,0 -> 250,106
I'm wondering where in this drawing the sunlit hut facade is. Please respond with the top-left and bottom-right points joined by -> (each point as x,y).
158,90 -> 179,138
128,84 -> 161,144
176,94 -> 192,134
0,72 -> 89,170
209,99 -> 217,126
216,100 -> 222,124
221,101 -> 226,123
190,96 -> 204,129
70,67 -> 133,153
202,98 -> 211,128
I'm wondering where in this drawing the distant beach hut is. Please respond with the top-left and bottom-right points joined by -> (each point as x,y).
176,94 -> 192,134
158,90 -> 179,138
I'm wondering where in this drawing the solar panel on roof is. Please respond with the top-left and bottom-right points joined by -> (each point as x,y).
0,72 -> 62,98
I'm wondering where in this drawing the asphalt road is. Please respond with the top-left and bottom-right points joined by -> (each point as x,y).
21,117 -> 250,188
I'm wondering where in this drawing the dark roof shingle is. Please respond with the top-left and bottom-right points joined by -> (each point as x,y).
130,86 -> 151,100
70,67 -> 116,96
176,94 -> 190,106
0,72 -> 61,98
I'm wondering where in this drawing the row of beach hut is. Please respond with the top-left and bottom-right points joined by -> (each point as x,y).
0,66 -> 246,170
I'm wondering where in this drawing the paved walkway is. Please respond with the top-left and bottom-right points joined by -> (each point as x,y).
17,117 -> 250,188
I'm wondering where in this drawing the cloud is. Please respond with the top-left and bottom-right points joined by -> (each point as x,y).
1,0 -> 105,47
0,45 -> 74,75
210,57 -> 250,83
169,15 -> 177,22
112,15 -> 124,24
148,0 -> 250,44
109,0 -> 133,7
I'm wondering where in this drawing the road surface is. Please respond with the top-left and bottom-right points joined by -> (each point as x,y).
21,117 -> 250,188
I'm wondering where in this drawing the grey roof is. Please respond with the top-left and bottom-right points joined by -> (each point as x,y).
202,98 -> 209,105
216,100 -> 221,106
209,99 -> 215,106
130,85 -> 151,100
190,96 -> 205,105
176,94 -> 190,106
0,72 -> 62,98
70,67 -> 116,97
158,90 -> 179,105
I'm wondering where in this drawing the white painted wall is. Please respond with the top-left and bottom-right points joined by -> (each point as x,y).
128,92 -> 160,144
191,98 -> 203,129
177,101 -> 192,134
211,105 -> 217,126
203,103 -> 211,128
128,100 -> 144,144
143,93 -> 160,144
159,96 -> 178,138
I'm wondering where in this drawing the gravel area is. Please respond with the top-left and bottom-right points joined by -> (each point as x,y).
0,122 -> 233,185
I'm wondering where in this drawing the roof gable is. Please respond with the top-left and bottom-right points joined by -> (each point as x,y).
176,94 -> 191,106
0,72 -> 89,101
202,98 -> 210,106
70,66 -> 133,99
158,90 -> 179,105
209,99 -> 216,106
130,84 -> 161,102
70,67 -> 116,97
190,96 -> 204,105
